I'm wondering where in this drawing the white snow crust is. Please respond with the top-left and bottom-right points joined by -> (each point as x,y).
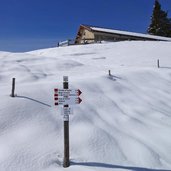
0,41 -> 171,171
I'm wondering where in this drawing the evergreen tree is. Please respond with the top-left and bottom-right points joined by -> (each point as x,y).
148,0 -> 171,37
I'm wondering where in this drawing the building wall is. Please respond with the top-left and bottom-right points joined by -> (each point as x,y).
80,29 -> 95,44
94,32 -> 143,42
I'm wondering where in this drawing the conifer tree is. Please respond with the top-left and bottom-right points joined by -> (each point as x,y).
148,0 -> 171,37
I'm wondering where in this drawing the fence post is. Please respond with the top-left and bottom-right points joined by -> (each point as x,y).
157,59 -> 160,68
63,76 -> 70,168
109,70 -> 111,76
11,78 -> 16,97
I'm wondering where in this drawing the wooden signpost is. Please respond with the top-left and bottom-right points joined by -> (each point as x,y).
54,76 -> 82,168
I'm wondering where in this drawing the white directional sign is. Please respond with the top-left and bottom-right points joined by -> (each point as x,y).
54,97 -> 82,106
54,89 -> 82,97
54,88 -> 82,106
61,107 -> 73,115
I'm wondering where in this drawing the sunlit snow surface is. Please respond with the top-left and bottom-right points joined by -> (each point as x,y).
0,41 -> 171,171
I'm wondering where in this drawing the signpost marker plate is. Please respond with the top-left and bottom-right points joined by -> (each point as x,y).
54,89 -> 82,106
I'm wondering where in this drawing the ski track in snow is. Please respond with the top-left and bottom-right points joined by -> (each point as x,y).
0,41 -> 171,171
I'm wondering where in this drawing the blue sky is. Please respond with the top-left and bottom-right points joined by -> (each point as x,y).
0,0 -> 171,52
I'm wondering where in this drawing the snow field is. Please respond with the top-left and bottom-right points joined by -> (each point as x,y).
0,41 -> 171,171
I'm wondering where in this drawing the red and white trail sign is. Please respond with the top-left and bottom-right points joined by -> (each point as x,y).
54,89 -> 82,97
54,88 -> 82,106
54,97 -> 82,106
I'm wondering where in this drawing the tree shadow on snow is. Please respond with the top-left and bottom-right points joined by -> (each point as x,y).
16,95 -> 51,107
71,162 -> 170,171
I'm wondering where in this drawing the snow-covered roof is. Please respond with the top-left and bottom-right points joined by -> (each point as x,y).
89,26 -> 171,41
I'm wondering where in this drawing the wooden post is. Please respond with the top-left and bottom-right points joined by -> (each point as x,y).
109,70 -> 111,76
11,78 -> 15,97
157,59 -> 160,68
63,76 -> 70,168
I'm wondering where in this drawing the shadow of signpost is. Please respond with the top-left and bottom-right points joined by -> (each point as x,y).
16,95 -> 51,107
71,162 -> 170,171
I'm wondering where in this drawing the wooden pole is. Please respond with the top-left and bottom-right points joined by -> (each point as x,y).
109,70 -> 111,76
11,78 -> 15,97
157,59 -> 160,68
63,76 -> 70,168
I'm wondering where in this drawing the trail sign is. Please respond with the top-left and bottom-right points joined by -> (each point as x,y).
54,97 -> 82,105
54,88 -> 82,106
54,89 -> 82,97
54,76 -> 82,167
54,76 -> 83,168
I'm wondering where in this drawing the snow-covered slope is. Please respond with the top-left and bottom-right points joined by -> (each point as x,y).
0,41 -> 171,171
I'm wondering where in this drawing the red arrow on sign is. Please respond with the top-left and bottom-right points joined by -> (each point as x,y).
78,89 -> 82,96
78,97 -> 82,104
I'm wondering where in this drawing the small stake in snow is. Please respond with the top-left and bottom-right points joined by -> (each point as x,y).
157,59 -> 160,68
11,78 -> 16,97
109,70 -> 111,76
